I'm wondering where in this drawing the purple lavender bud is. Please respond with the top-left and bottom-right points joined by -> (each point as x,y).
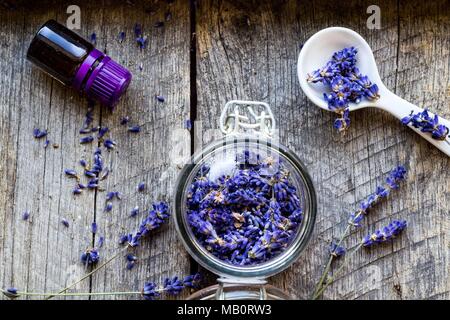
130,206 -> 139,217
97,127 -> 109,139
91,222 -> 98,234
120,116 -> 130,125
79,159 -> 88,167
73,187 -> 82,195
89,32 -> 97,44
105,202 -> 113,212
119,31 -> 125,43
97,236 -> 104,248
155,95 -> 165,102
33,128 -> 48,139
61,218 -> 70,228
22,211 -> 30,221
137,182 -> 146,192
80,136 -> 94,144
81,248 -> 99,265
64,169 -> 78,178
104,138 -> 117,150
128,125 -> 141,133
3,287 -> 19,299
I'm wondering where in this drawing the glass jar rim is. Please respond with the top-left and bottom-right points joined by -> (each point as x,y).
173,136 -> 317,280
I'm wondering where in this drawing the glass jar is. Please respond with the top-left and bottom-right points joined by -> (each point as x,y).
174,101 -> 317,300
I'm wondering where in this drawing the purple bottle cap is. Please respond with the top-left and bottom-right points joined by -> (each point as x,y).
74,49 -> 132,109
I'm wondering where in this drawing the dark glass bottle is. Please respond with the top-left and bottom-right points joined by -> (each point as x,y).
27,20 -> 132,108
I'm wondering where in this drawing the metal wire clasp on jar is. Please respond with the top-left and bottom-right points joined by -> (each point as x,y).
174,100 -> 317,300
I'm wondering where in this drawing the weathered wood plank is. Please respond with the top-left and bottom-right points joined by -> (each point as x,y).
195,0 -> 449,299
0,1 -> 99,298
89,0 -> 192,300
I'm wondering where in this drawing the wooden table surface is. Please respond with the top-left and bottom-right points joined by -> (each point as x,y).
0,0 -> 449,300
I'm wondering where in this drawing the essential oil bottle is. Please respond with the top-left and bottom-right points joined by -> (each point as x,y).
27,20 -> 132,109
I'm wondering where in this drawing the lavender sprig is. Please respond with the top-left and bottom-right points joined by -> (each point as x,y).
362,220 -> 407,247
2,273 -> 202,300
312,166 -> 407,299
401,109 -> 449,141
313,220 -> 407,299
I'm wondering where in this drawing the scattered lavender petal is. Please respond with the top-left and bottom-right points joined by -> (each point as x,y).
97,236 -> 104,248
137,182 -> 146,192
130,206 -> 139,217
80,136 -> 94,144
64,169 -> 78,178
90,32 -> 97,44
128,125 -> 141,133
104,138 -> 117,150
120,116 -> 130,125
73,187 -> 82,195
134,23 -> 142,37
22,211 -> 30,221
105,202 -> 113,212
44,139 -> 50,148
185,119 -> 192,130
61,218 -> 70,228
33,128 -> 48,139
98,127 -> 109,139
155,95 -> 165,102
79,159 -> 88,167
119,31 -> 126,43
91,222 -> 98,234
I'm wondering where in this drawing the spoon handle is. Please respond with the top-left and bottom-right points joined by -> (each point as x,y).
378,91 -> 450,157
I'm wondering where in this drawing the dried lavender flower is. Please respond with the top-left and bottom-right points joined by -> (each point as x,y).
329,242 -> 346,258
142,282 -> 159,300
105,202 -> 113,212
155,95 -> 165,102
348,166 -> 406,227
80,136 -> 94,144
183,273 -> 202,289
119,31 -> 126,43
3,287 -> 19,299
79,159 -> 88,168
81,248 -> 100,265
91,222 -> 98,234
137,181 -> 146,192
130,206 -> 139,217
128,125 -> 141,133
163,277 -> 184,295
120,202 -> 170,248
64,169 -> 78,179
401,109 -> 449,141
187,151 -> 303,266
22,211 -> 30,221
307,47 -> 379,132
104,138 -> 117,150
33,128 -> 48,139
97,236 -> 104,248
61,218 -> 70,228
97,127 -> 109,139
89,32 -> 97,44
362,220 -> 407,247
120,116 -> 130,125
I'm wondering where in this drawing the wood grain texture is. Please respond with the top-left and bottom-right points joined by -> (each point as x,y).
0,0 -> 448,300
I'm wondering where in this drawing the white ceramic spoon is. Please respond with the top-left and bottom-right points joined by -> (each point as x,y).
297,27 -> 450,156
